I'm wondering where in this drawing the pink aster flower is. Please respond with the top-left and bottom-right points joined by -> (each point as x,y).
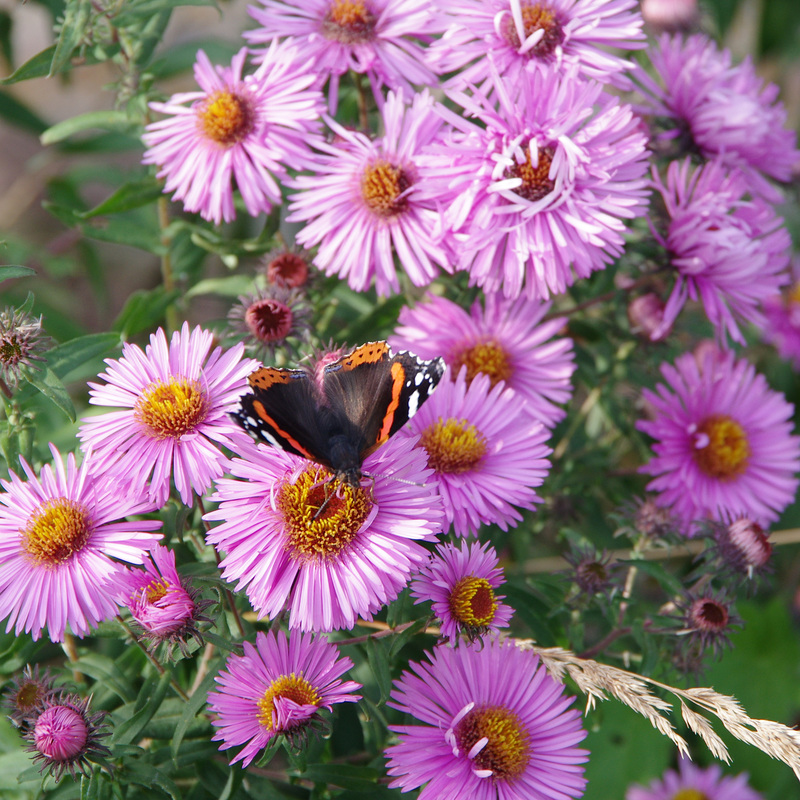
386,638 -> 588,799
637,351 -> 800,536
121,544 -> 211,656
399,369 -> 550,536
650,158 -> 790,344
636,34 -> 800,198
420,69 -> 649,300
0,446 -> 161,642
288,90 -> 450,295
428,0 -> 645,90
389,292 -> 574,426
244,0 -> 436,112
208,629 -> 361,766
763,257 -> 800,368
411,540 -> 513,641
626,759 -> 762,800
78,323 -> 258,509
204,433 -> 443,632
142,44 -> 324,224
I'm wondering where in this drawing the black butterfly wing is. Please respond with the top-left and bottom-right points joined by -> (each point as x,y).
322,343 -> 445,459
234,367 -> 334,468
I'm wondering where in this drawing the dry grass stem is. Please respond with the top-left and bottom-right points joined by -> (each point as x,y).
517,640 -> 800,780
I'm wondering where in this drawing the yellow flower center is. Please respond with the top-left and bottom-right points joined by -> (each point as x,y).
419,418 -> 487,474
256,674 -> 321,732
135,377 -> 209,440
502,2 -> 564,57
22,498 -> 91,567
454,705 -> 530,779
505,145 -> 555,202
450,341 -> 513,388
198,89 -> 255,146
693,414 -> 749,480
321,0 -> 376,44
144,577 -> 170,603
449,577 -> 498,628
673,791 -> 709,800
789,282 -> 800,305
277,466 -> 372,561
361,159 -> 412,217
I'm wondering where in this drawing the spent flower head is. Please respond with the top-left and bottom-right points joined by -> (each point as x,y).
0,306 -> 50,393
3,665 -> 58,731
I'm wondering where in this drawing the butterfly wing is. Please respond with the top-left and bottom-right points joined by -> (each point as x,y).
322,342 -> 445,458
234,367 -> 334,467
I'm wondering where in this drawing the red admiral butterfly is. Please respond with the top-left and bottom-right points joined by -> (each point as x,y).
234,342 -> 445,486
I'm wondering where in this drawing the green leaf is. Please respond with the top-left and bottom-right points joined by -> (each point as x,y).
200,632 -> 240,653
0,90 -> 47,134
0,265 -> 35,282
112,288 -> 180,338
18,364 -> 75,422
185,275 -> 254,299
112,670 -> 172,745
74,653 -> 135,703
171,668 -> 217,763
77,178 -> 163,218
365,637 -> 392,704
298,764 -> 382,792
43,332 -> 121,380
49,0 -> 92,77
0,45 -> 56,85
41,110 -> 135,146
113,0 -> 215,26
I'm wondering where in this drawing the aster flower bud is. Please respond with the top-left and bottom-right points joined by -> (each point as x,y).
24,693 -> 111,781
262,248 -> 311,289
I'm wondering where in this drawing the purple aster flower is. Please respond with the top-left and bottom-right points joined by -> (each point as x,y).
411,540 -> 513,641
121,544 -> 212,657
24,693 -> 111,782
0,446 -> 161,642
79,323 -> 258,509
244,0 -> 436,112
142,44 -> 323,224
649,158 -> 790,344
386,638 -> 588,799
400,369 -> 550,536
429,0 -> 645,90
763,257 -> 800,368
637,351 -> 800,536
204,433 -> 443,632
626,758 -> 763,800
635,34 -> 800,198
389,291 -> 575,426
208,629 -> 361,766
419,69 -> 649,300
288,90 -> 450,295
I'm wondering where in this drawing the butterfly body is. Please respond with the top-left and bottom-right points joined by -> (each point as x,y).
234,342 -> 444,485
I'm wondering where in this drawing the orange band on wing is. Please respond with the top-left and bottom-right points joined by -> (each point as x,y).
377,362 -> 405,443
252,399 -> 317,460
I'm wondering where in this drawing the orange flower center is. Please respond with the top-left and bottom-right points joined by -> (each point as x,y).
693,414 -> 749,480
256,674 -> 321,732
450,341 -> 513,388
198,90 -> 255,146
277,466 -> 372,561
419,418 -> 487,474
449,577 -> 498,628
135,377 -> 209,440
502,2 -> 564,57
454,705 -> 530,779
321,0 -> 376,44
361,160 -> 412,217
22,498 -> 91,567
505,145 -> 555,202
